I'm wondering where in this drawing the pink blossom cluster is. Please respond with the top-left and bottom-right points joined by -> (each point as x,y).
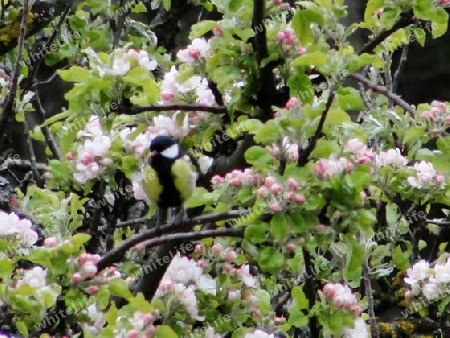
72,253 -> 119,287
420,101 -> 450,125
72,116 -> 111,184
112,49 -> 158,75
258,176 -> 305,211
146,112 -> 189,139
322,283 -> 362,315
437,0 -> 450,8
406,161 -> 445,190
15,267 -> 59,304
117,311 -> 159,338
375,148 -> 407,168
154,254 -> 216,319
176,38 -> 212,63
275,28 -> 305,54
404,258 -> 450,301
0,211 -> 38,248
266,137 -> 299,161
344,138 -> 374,164
119,128 -> 154,156
159,66 -> 216,108
313,157 -> 354,179
211,168 -> 263,188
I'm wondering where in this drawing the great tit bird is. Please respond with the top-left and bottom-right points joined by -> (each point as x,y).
143,136 -> 196,228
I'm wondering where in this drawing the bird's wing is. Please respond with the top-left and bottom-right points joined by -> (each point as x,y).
142,165 -> 163,204
172,159 -> 196,202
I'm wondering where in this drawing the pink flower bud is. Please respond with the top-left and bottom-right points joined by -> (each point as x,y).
286,178 -> 299,191
72,273 -> 83,283
65,152 -> 74,160
143,313 -> 155,325
161,92 -> 174,101
211,175 -> 224,185
270,183 -> 283,196
285,97 -> 300,109
228,290 -> 241,300
264,176 -> 278,188
435,173 -> 445,186
323,283 -> 335,298
230,177 -> 241,187
126,329 -> 139,338
276,32 -> 286,43
293,193 -> 305,205
44,237 -> 59,248
258,186 -> 270,198
211,243 -> 223,256
283,191 -> 294,200
194,243 -> 205,255
286,243 -> 296,253
273,0 -> 282,5
89,285 -> 99,294
270,202 -> 282,211
225,250 -> 237,263
212,27 -> 223,35
350,304 -> 361,315
197,259 -> 208,269
81,263 -> 98,277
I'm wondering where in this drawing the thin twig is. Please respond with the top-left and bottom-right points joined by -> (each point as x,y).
357,13 -> 414,55
384,54 -> 393,108
143,228 -> 245,249
297,89 -> 336,166
32,90 -> 61,158
0,158 -> 47,172
23,117 -> 43,187
0,1 -> 30,151
392,45 -> 409,93
350,73 -> 416,117
115,104 -> 227,115
113,0 -> 127,48
363,257 -> 380,338
96,210 -> 248,271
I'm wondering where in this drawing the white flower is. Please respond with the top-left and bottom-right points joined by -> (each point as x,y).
237,264 -> 258,287
245,330 -> 275,338
407,161 -> 444,189
375,148 -> 407,168
147,112 -> 189,138
422,282 -> 440,300
21,267 -> 47,288
77,116 -> 103,138
340,317 -> 369,338
405,260 -> 430,285
112,58 -> 131,75
177,38 -> 211,63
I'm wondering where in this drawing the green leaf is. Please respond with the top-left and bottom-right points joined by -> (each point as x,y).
393,245 -> 411,271
185,187 -> 220,208
269,213 -> 288,240
229,0 -> 243,12
163,0 -> 171,11
156,325 -> 178,338
253,120 -> 281,144
412,28 -> 426,47
292,53 -> 328,67
291,285 -> 309,310
105,302 -> 118,325
258,247 -> 284,274
344,236 -> 363,282
108,278 -> 133,300
0,259 -> 12,279
413,0 -> 436,21
245,146 -> 273,165
244,223 -> 268,243
189,20 -> 218,39
58,66 -> 91,82
255,289 -> 271,314
71,233 -> 91,247
364,0 -> 385,21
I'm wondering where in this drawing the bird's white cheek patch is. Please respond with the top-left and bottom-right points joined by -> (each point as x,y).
161,144 -> 179,158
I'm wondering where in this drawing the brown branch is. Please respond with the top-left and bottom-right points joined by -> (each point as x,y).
143,228 -> 245,250
31,90 -> 62,158
392,44 -> 409,93
0,1 -> 70,57
297,89 -> 336,166
23,115 -> 43,187
357,12 -> 414,56
363,258 -> 380,338
0,1 -> 30,152
114,104 -> 227,115
96,210 -> 248,272
350,73 -> 416,117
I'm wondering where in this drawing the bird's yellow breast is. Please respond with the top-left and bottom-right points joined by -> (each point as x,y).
172,159 -> 196,202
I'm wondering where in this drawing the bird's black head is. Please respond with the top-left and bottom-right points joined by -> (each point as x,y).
150,136 -> 176,152
149,136 -> 182,160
